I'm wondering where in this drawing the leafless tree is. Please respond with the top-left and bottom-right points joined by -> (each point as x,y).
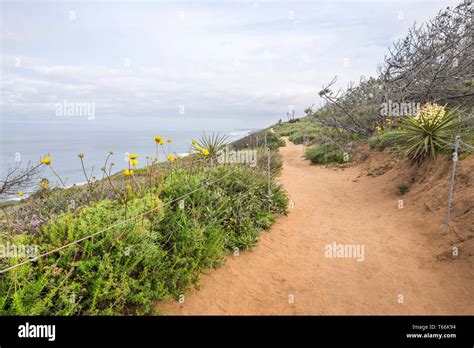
379,1 -> 473,108
313,1 -> 473,136
317,76 -> 383,136
0,162 -> 42,198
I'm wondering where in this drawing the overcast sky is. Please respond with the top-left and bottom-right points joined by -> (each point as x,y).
1,0 -> 455,130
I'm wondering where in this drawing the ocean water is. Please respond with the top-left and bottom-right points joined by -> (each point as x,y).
0,120 -> 254,196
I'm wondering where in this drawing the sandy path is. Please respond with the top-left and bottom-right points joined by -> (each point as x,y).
157,140 -> 473,315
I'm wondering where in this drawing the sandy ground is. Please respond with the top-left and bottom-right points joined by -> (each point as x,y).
157,140 -> 474,315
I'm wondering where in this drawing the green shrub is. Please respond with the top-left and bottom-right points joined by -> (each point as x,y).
278,129 -> 297,136
266,132 -> 286,149
288,134 -> 304,144
275,124 -> 300,137
459,152 -> 471,161
288,132 -> 318,145
305,143 -> 346,165
0,194 -> 168,315
274,118 -> 321,145
0,165 -> 287,315
231,131 -> 285,150
397,185 -> 409,195
369,130 -> 405,151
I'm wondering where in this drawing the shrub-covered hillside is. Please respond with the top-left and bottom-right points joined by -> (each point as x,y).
0,136 -> 288,315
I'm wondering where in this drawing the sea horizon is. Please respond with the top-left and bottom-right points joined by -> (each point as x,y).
0,123 -> 255,199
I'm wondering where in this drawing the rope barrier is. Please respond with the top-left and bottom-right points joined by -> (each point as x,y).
162,180 -> 272,254
0,166 -> 242,274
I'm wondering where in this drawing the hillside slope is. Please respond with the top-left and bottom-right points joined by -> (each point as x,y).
157,139 -> 473,314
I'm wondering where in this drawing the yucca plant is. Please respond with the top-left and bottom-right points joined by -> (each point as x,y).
195,132 -> 229,161
398,103 -> 460,162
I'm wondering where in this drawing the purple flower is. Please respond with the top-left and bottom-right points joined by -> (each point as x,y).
31,215 -> 41,228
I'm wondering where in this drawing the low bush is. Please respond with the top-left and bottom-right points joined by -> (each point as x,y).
305,143 -> 346,165
275,124 -> 300,137
231,131 -> 285,150
254,148 -> 283,176
288,131 -> 319,145
397,184 -> 409,195
275,118 -> 322,146
266,132 -> 286,149
369,130 -> 404,151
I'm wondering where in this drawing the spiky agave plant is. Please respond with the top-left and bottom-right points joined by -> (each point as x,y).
196,132 -> 229,162
398,103 -> 460,162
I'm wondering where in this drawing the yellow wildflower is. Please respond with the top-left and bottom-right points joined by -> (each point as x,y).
124,169 -> 133,176
128,153 -> 139,160
78,153 -> 84,159
167,154 -> 175,161
40,178 -> 49,190
375,126 -> 382,132
154,136 -> 164,145
18,191 -> 24,197
41,156 -> 51,165
167,138 -> 172,143
130,159 -> 138,167
201,148 -> 209,156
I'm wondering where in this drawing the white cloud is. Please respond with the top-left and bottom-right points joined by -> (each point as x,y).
0,0 -> 455,128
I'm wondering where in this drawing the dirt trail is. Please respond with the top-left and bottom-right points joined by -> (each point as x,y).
158,139 -> 473,315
